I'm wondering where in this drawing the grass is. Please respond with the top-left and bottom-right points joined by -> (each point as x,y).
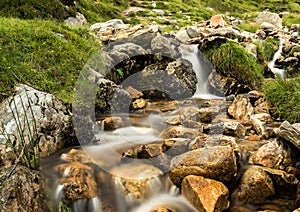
201,40 -> 264,90
1,93 -> 40,170
0,17 -> 99,103
264,77 -> 300,123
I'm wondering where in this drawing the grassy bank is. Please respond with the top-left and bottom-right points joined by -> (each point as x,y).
0,17 -> 99,103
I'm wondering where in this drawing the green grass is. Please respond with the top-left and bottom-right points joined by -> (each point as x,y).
0,0 -> 128,23
264,77 -> 300,123
201,40 -> 264,90
0,17 -> 99,103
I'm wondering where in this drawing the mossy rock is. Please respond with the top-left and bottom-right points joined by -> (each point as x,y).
200,38 -> 264,91
264,77 -> 300,123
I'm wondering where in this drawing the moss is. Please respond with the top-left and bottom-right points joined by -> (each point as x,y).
0,17 -> 99,103
202,40 -> 264,90
264,77 -> 300,123
237,22 -> 260,33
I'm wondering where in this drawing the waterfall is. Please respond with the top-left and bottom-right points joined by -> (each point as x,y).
268,39 -> 285,78
180,44 -> 223,99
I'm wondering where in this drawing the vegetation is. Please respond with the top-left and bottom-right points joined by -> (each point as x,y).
202,40 -> 264,89
0,17 -> 99,103
0,0 -> 128,23
1,93 -> 40,170
264,77 -> 300,123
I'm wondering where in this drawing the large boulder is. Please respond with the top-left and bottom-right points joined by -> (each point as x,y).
228,94 -> 254,120
0,84 -> 75,157
256,11 -> 282,30
169,146 -> 238,186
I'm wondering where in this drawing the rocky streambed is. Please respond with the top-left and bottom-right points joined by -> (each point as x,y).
0,10 -> 300,212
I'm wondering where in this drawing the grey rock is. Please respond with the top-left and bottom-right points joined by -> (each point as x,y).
278,121 -> 300,150
256,11 -> 282,29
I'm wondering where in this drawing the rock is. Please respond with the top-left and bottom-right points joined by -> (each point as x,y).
231,166 -> 275,205
256,11 -> 282,29
132,98 -> 147,109
190,135 -> 238,150
248,139 -> 292,170
110,162 -> 164,200
64,12 -> 87,26
137,143 -> 163,159
209,121 -> 246,137
169,146 -> 238,186
186,26 -> 200,38
210,15 -> 227,28
278,121 -> 300,150
251,113 -> 272,123
99,116 -> 124,131
0,84 -> 75,157
153,9 -> 165,16
90,19 -> 125,31
151,34 -> 178,57
228,94 -> 254,120
161,126 -> 200,140
245,43 -> 257,57
211,28 -> 241,39
182,175 -> 230,212
261,167 -> 298,199
199,106 -> 220,122
126,86 -> 143,99
163,138 -> 190,156
260,22 -> 277,30
250,115 -> 265,136
293,123 -> 300,131
60,148 -> 93,164
0,165 -> 50,211
54,163 -> 98,204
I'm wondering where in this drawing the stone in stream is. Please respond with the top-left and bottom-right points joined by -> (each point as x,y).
190,135 -> 238,150
181,175 -> 230,212
248,139 -> 292,170
60,148 -> 93,164
228,94 -> 254,120
198,106 -> 221,122
278,121 -> 300,151
169,146 -> 238,186
98,116 -> 124,131
208,121 -> 246,137
250,115 -> 265,136
54,163 -> 98,204
110,162 -> 164,200
161,126 -> 201,140
0,165 -> 50,212
231,166 -> 275,205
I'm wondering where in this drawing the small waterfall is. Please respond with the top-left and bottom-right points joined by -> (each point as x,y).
268,39 -> 285,78
180,44 -> 223,99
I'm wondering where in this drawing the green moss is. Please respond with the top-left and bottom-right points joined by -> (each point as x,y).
283,13 -> 300,28
0,17 -> 99,103
237,22 -> 260,33
264,77 -> 300,123
202,40 -> 264,90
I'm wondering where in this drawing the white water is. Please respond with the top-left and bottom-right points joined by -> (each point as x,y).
180,44 -> 224,99
268,39 -> 285,78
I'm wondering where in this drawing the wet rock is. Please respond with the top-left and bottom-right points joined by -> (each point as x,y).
209,121 -> 246,137
150,206 -> 176,212
54,163 -> 98,204
163,138 -> 190,156
169,146 -> 238,186
0,84 -> 75,157
161,126 -> 200,140
0,165 -> 50,211
231,166 -> 275,205
126,86 -> 143,99
228,94 -> 254,120
132,98 -> 147,109
110,162 -> 163,200
278,121 -> 300,150
60,148 -> 93,164
210,15 -> 227,28
138,143 -> 163,159
256,11 -> 282,29
182,175 -> 230,212
249,139 -> 292,170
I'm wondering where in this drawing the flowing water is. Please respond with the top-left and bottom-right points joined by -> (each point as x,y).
268,39 -> 285,78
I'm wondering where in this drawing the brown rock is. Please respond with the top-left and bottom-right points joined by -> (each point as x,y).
126,86 -> 143,99
199,106 -> 221,122
54,163 -> 98,204
250,115 -> 265,136
231,166 -> 275,205
132,98 -> 147,109
169,146 -> 238,186
60,148 -> 93,164
182,175 -> 230,212
278,121 -> 300,150
190,135 -> 238,150
249,140 -> 292,170
210,15 -> 227,28
99,116 -> 124,131
163,138 -> 190,156
228,94 -> 254,120
138,143 -> 163,159
161,126 -> 201,140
